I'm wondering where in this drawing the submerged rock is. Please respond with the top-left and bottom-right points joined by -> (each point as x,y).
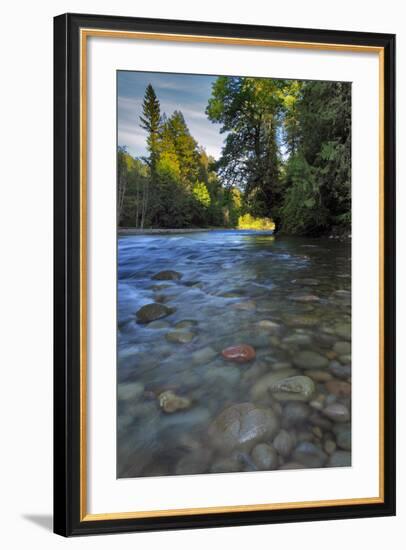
273,429 -> 296,458
192,346 -> 217,365
322,403 -> 350,423
281,401 -> 312,429
175,449 -> 212,475
292,441 -> 328,468
325,380 -> 351,397
165,331 -> 195,344
221,344 -> 256,363
174,320 -> 198,329
152,270 -> 182,281
293,350 -> 329,370
250,368 -> 297,401
208,402 -> 279,453
136,303 -> 174,323
158,390 -> 191,413
251,444 -> 279,470
268,375 -> 316,402
289,294 -> 320,303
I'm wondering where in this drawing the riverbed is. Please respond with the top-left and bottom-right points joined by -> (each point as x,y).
117,230 -> 351,477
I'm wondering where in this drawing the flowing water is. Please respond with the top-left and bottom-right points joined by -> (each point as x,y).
117,230 -> 351,477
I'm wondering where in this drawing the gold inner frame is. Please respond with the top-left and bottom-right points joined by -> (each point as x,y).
79,28 -> 385,522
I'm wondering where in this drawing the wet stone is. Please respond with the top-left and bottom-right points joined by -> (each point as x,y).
328,450 -> 351,467
158,390 -> 191,413
292,441 -> 328,468
333,341 -> 351,355
325,380 -> 351,397
175,449 -> 212,475
136,303 -> 175,324
281,401 -> 312,429
268,375 -> 316,402
251,444 -> 279,470
293,350 -> 329,370
322,403 -> 350,423
221,344 -> 256,363
273,429 -> 296,458
152,270 -> 182,281
165,331 -> 195,344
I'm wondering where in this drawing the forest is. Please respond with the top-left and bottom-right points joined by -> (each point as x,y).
117,77 -> 351,236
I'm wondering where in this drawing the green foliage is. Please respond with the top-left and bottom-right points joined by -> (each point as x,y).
193,181 -> 211,208
237,213 -> 275,230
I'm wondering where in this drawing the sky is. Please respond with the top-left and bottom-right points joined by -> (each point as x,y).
117,71 -> 225,160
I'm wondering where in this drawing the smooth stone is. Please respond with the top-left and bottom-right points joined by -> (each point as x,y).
136,303 -> 174,323
306,370 -> 333,382
292,442 -> 328,468
161,407 -> 210,429
117,382 -> 145,402
328,450 -> 351,467
232,300 -> 256,311
283,334 -> 313,346
329,361 -> 351,380
289,294 -> 320,302
174,320 -> 198,329
324,439 -> 337,454
256,320 -> 280,331
192,346 -> 217,365
283,314 -> 319,327
152,270 -> 182,281
333,323 -> 351,340
281,401 -> 312,429
203,365 -> 241,386
334,424 -> 352,450
250,368 -> 297,401
208,403 -> 280,453
268,375 -> 316,402
333,289 -> 351,299
251,444 -> 279,470
175,449 -> 212,475
338,354 -> 352,365
333,341 -> 351,355
158,390 -> 191,413
325,380 -> 351,397
273,429 -> 296,458
221,344 -> 256,363
272,361 -> 293,370
165,331 -> 195,344
322,403 -> 350,423
293,350 -> 329,370
148,320 -> 171,329
210,457 -> 243,473
309,394 -> 326,411
309,412 -> 333,430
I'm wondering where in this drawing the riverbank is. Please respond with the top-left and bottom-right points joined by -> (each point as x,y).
118,227 -> 275,235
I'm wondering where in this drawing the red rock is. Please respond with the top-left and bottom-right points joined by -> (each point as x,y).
221,344 -> 256,363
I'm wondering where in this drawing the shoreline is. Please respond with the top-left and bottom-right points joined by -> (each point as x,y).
118,227 -> 217,235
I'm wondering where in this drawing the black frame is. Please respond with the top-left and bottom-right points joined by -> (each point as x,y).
54,12 -> 396,537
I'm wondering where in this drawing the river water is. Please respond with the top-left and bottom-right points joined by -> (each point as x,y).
117,230 -> 351,477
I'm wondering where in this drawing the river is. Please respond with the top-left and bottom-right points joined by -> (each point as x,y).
117,230 -> 351,477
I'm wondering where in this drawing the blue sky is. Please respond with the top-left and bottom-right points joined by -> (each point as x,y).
117,71 -> 225,160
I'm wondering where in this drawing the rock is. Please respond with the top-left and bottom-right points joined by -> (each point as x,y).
232,300 -> 256,311
293,350 -> 329,370
174,320 -> 198,329
322,403 -> 350,423
338,354 -> 352,365
329,360 -> 351,379
250,368 -> 297,401
312,426 -> 323,439
210,457 -> 243,473
334,424 -> 352,450
251,444 -> 279,470
175,450 -> 212,475
281,401 -> 312,429
221,344 -> 256,363
306,370 -> 333,382
309,413 -> 333,430
309,395 -> 326,411
328,450 -> 351,467
149,283 -> 172,291
158,390 -> 191,413
208,403 -> 280,453
333,289 -> 351,299
256,320 -> 280,331
324,439 -> 337,455
136,303 -> 174,323
289,294 -> 320,302
192,346 -> 217,365
283,334 -> 313,346
148,320 -> 171,329
333,341 -> 351,355
152,270 -> 182,281
325,380 -> 351,397
333,323 -> 351,341
117,382 -> 145,402
273,430 -> 295,458
272,361 -> 293,370
283,314 -> 319,328
292,442 -> 328,468
268,375 -> 316,402
165,331 -> 195,344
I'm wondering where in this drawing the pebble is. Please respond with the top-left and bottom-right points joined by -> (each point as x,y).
250,368 -> 297,401
210,457 -> 243,473
334,424 -> 352,450
283,334 -> 313,346
281,401 -> 312,429
325,380 -> 351,397
158,390 -> 191,413
273,429 -> 296,458
283,314 -> 319,327
333,323 -> 351,340
324,439 -> 337,454
251,444 -> 279,470
293,350 -> 329,369
289,294 -> 320,302
175,449 -> 212,475
333,341 -> 351,355
329,361 -> 352,380
152,270 -> 182,281
136,303 -> 175,323
256,320 -> 280,331
328,450 -> 351,467
306,370 -> 333,382
147,320 -> 171,329
221,344 -> 256,363
174,320 -> 198,329
322,403 -> 350,423
192,346 -> 217,365
268,375 -> 316,402
292,442 -> 328,468
165,331 -> 195,344
232,300 -> 256,311
208,402 -> 280,453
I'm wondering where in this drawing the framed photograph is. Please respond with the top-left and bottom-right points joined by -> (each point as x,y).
54,13 -> 396,536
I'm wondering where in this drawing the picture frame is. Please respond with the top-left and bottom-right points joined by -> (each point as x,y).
53,12 -> 396,536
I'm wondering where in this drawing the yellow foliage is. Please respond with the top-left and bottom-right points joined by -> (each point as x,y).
237,213 -> 275,230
